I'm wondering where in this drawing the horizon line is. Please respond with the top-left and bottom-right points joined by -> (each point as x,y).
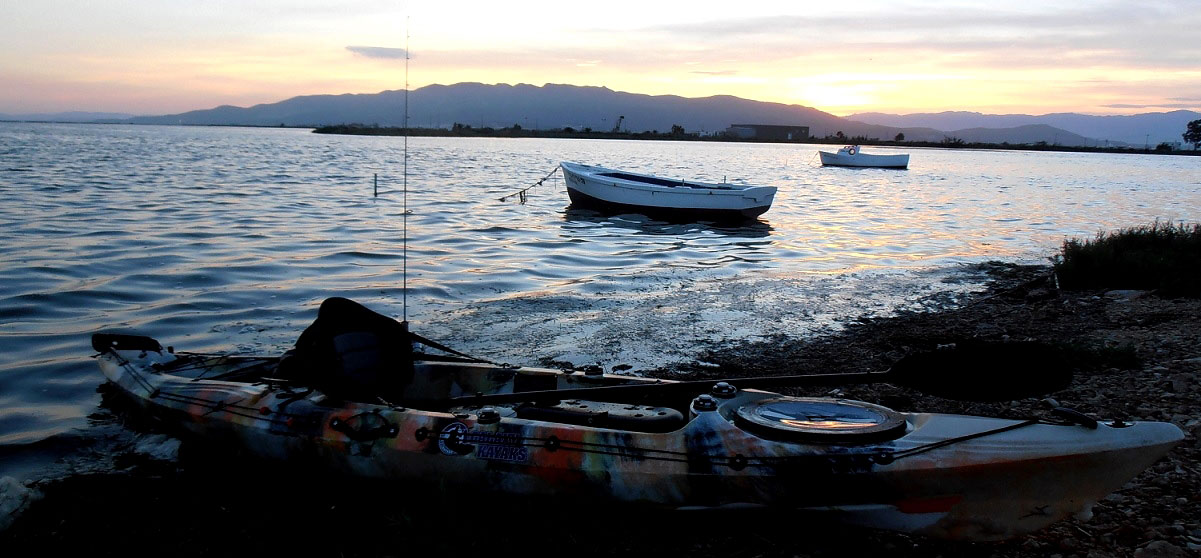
4,81 -> 1199,120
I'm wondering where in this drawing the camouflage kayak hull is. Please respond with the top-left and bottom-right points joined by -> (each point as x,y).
94,337 -> 1181,541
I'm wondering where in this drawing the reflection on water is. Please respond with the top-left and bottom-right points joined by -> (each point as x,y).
0,123 -> 1199,470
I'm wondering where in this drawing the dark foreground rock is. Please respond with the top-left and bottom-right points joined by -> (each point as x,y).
3,263 -> 1198,556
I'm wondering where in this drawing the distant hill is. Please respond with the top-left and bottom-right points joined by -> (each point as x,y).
120,82 -> 1100,145
126,82 -> 857,135
847,110 -> 1201,147
11,83 -> 1157,147
930,124 -> 1093,146
0,111 -> 136,122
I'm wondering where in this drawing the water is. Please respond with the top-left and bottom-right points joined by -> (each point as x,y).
1,122 -> 1198,481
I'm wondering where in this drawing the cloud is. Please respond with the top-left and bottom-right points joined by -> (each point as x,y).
1102,103 -> 1201,110
346,46 -> 408,59
691,70 -> 737,76
632,3 -> 1201,71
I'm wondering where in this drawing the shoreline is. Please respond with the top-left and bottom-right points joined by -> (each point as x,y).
2,263 -> 1198,556
312,124 -> 1201,157
3,120 -> 1194,156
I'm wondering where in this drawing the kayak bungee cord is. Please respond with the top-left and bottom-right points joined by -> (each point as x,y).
111,352 -> 156,395
197,360 -> 276,381
111,352 -> 297,427
144,353 -> 265,376
423,429 -> 696,464
876,419 -> 1043,464
429,420 -> 1051,470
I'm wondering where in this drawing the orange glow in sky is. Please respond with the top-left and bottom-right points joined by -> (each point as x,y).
2,1 -> 1198,117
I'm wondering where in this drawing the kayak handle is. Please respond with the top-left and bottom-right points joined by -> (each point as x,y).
92,333 -> 163,354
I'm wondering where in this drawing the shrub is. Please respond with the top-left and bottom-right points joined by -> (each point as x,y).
1053,221 -> 1201,297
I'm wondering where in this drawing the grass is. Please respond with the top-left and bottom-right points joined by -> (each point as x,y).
1053,221 -> 1201,297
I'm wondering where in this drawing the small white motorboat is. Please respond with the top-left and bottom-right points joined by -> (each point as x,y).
559,162 -> 777,220
819,145 -> 910,169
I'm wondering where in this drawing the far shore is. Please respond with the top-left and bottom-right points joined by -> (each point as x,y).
312,124 -> 1201,157
2,119 -> 1195,156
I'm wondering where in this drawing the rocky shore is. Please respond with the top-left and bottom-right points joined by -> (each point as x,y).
3,263 -> 1198,557
682,261 -> 1201,558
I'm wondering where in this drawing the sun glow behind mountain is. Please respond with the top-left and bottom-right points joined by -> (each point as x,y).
2,0 -> 1198,116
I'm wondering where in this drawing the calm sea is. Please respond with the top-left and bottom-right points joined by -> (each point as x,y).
1,122 -> 1198,481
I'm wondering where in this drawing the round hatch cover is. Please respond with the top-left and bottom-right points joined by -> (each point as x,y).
735,397 -> 907,443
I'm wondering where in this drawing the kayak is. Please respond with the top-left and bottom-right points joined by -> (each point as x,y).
92,298 -> 1182,541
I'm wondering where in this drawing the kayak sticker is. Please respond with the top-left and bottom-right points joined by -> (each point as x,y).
437,422 -> 529,461
438,422 -> 471,456
471,431 -> 530,462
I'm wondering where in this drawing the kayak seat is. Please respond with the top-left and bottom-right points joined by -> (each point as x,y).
277,297 -> 414,403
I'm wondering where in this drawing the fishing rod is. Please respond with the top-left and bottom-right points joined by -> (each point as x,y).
445,340 -> 1073,406
402,15 -> 410,324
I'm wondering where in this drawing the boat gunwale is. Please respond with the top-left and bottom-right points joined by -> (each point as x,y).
561,162 -> 776,195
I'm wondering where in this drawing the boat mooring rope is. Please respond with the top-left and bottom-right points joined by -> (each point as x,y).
500,165 -> 561,204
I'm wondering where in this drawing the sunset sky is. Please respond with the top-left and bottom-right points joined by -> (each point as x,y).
2,0 -> 1199,117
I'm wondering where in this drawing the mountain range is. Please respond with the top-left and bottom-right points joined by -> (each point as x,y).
3,83 -> 1197,147
848,110 -> 1198,147
116,83 -> 1102,145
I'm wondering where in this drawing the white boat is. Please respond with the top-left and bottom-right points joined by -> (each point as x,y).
559,162 -> 777,220
819,145 -> 910,169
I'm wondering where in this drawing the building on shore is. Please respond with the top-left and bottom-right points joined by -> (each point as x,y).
726,124 -> 810,141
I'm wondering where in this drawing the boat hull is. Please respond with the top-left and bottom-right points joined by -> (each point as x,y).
560,162 -> 777,221
819,151 -> 910,169
565,187 -> 772,221
94,342 -> 1182,541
